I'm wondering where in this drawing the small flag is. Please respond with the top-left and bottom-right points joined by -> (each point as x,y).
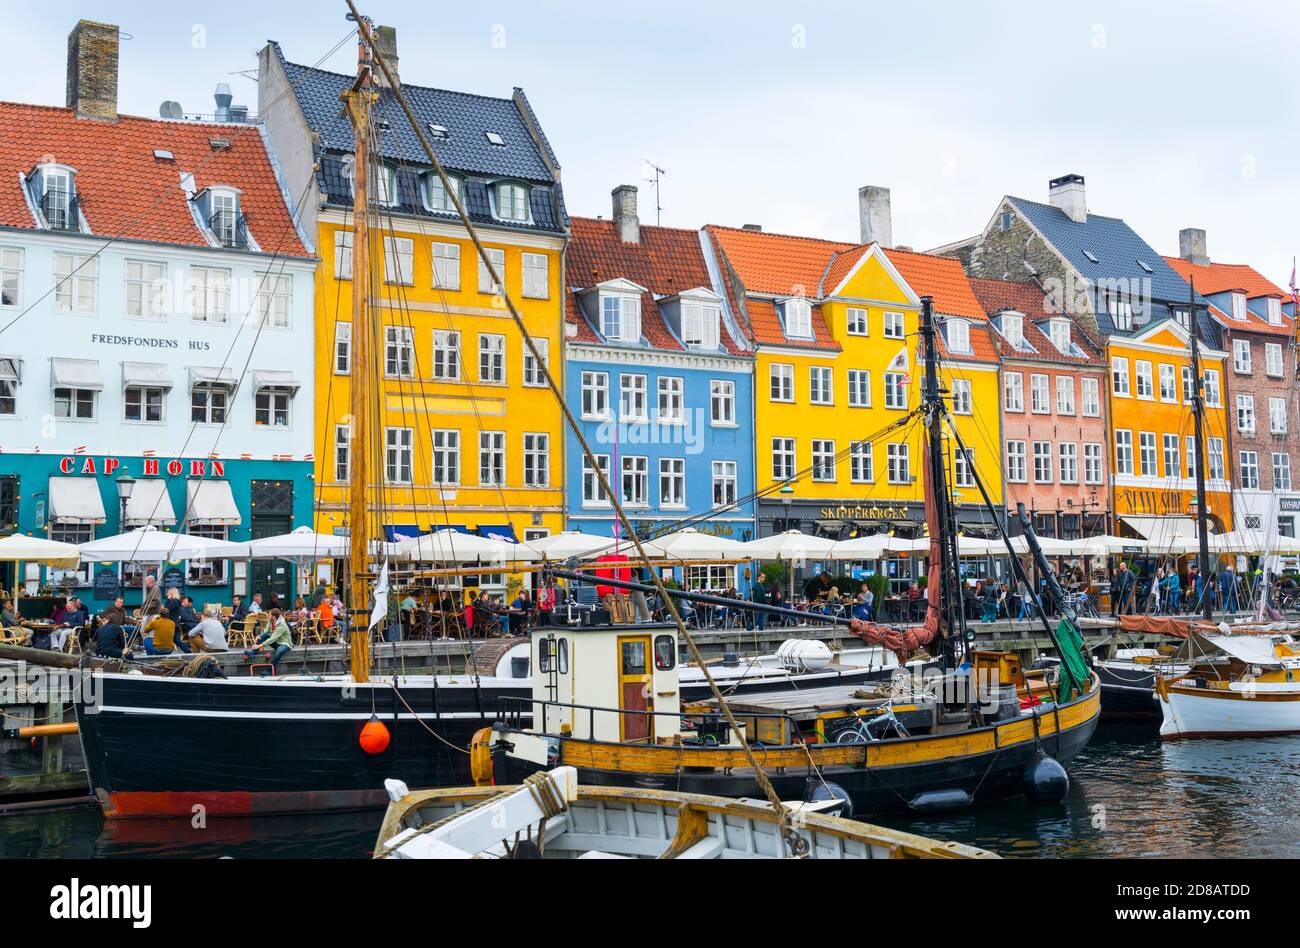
1291,256 -> 1298,308
368,560 -> 390,632
208,451 -> 221,460
73,445 -> 86,455
240,452 -> 253,460
902,373 -> 912,385
303,452 -> 315,462
143,449 -> 156,458
887,345 -> 909,372
272,453 -> 294,461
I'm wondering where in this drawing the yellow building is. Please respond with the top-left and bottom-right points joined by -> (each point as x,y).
259,38 -> 569,544
1105,323 -> 1233,535
705,227 -> 1003,568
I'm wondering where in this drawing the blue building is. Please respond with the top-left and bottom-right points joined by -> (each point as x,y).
563,187 -> 756,585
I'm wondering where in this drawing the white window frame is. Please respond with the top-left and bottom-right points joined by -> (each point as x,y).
620,374 -> 648,422
887,443 -> 911,485
385,325 -> 415,379
846,307 -> 868,336
657,376 -> 685,424
1030,373 -> 1050,413
1115,429 -> 1133,476
432,242 -> 461,291
385,426 -> 414,485
479,430 -> 506,487
254,387 -> 292,429
431,429 -> 461,486
1111,357 -> 1130,397
122,257 -> 166,319
478,247 -> 506,295
582,454 -> 611,506
884,371 -> 908,411
1134,360 -> 1153,399
478,333 -> 506,384
0,247 -> 22,308
809,366 -> 834,405
334,230 -> 353,280
1005,441 -> 1026,483
495,182 -> 530,222
783,299 -> 812,338
1233,339 -> 1252,374
522,252 -> 549,299
659,458 -> 686,508
123,385 -> 165,424
256,272 -> 292,329
1083,443 -> 1103,485
712,460 -> 737,507
1158,363 -> 1177,402
811,440 -> 836,482
772,438 -> 796,482
53,253 -> 97,315
1059,442 -> 1079,485
710,379 -> 736,426
850,442 -> 873,483
432,329 -> 461,380
1266,343 -> 1284,378
522,338 -> 548,387
581,371 -> 609,420
883,311 -> 905,339
523,432 -> 550,487
1004,371 -> 1024,412
621,456 -> 649,507
1055,375 -> 1075,415
1081,377 -> 1100,416
848,369 -> 873,409
383,236 -> 414,286
601,293 -> 642,343
770,363 -> 794,403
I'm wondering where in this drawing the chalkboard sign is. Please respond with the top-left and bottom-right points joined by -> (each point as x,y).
93,568 -> 120,602
162,566 -> 185,593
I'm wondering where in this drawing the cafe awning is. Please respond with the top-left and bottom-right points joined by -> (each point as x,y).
1120,516 -> 1201,548
190,366 -> 236,389
186,479 -> 241,526
252,369 -> 301,394
124,479 -> 177,527
47,476 -> 106,525
50,357 -> 103,390
121,362 -> 173,390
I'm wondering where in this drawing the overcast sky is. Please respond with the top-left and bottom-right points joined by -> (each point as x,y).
5,1 -> 1297,286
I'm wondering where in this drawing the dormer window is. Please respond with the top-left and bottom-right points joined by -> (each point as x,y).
1173,308 -> 1190,330
495,182 -> 530,222
375,164 -> 398,207
33,164 -> 78,232
1231,292 -> 1247,320
1106,293 -> 1133,331
945,318 -> 971,354
783,298 -> 812,339
601,294 -> 641,343
681,301 -> 721,350
426,173 -> 462,212
1002,313 -> 1024,347
1048,318 -> 1071,354
206,188 -> 247,249
1267,297 -> 1283,325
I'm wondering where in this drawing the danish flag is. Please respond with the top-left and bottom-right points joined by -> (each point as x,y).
72,445 -> 86,455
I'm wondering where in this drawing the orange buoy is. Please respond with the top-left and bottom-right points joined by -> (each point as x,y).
359,714 -> 391,754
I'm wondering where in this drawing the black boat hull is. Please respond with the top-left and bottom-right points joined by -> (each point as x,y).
74,672 -> 518,818
1096,665 -> 1160,720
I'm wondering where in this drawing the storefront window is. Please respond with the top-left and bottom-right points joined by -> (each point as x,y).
47,522 -> 92,586
187,524 -> 228,584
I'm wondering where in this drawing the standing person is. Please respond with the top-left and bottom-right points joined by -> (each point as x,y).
1219,564 -> 1238,613
750,571 -> 770,631
139,575 -> 163,619
1111,562 -> 1134,616
1163,566 -> 1182,615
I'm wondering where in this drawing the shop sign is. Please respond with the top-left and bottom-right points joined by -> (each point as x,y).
58,456 -> 226,478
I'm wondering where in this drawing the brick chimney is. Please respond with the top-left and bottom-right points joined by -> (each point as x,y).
858,185 -> 892,247
612,185 -> 639,244
371,25 -> 399,89
1179,227 -> 1209,266
66,20 -> 119,121
1048,174 -> 1087,223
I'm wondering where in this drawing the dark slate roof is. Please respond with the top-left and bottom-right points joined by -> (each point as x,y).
1006,195 -> 1218,346
271,42 -> 567,235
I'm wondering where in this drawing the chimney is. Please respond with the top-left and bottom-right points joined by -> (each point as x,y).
372,25 -> 399,89
612,184 -> 639,244
1179,227 -> 1209,266
66,20 -> 119,121
858,185 -> 892,247
1048,174 -> 1087,223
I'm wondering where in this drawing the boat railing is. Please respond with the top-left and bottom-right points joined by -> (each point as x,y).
496,695 -> 807,746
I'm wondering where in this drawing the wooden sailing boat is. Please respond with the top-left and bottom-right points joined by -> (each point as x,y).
373,767 -> 999,859
475,298 -> 1103,817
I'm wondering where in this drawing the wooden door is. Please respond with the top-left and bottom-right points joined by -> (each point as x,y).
618,636 -> 652,742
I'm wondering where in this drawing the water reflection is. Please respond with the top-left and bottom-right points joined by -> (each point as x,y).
4,721 -> 1300,858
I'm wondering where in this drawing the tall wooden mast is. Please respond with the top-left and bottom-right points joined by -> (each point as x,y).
1187,277 -> 1214,621
341,22 -> 378,682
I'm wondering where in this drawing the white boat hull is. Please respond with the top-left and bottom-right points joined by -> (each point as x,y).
1159,682 -> 1300,739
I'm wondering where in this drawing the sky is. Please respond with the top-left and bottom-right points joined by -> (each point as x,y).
3,0 -> 1298,286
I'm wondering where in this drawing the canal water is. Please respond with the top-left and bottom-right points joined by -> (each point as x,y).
3,721 -> 1299,858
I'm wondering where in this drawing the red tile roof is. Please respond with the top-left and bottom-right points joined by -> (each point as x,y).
1163,255 -> 1294,338
882,247 -> 986,321
705,225 -> 854,298
0,102 -> 310,257
743,298 -> 840,353
567,217 -> 747,354
969,277 -> 1104,367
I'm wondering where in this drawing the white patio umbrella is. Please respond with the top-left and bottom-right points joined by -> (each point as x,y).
79,525 -> 249,562
647,527 -> 746,561
528,531 -> 625,561
739,530 -> 838,562
0,534 -> 81,568
829,534 -> 889,560
246,526 -> 350,560
393,529 -> 539,565
246,526 -> 353,594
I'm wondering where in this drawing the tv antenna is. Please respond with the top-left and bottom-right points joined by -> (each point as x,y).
641,156 -> 666,225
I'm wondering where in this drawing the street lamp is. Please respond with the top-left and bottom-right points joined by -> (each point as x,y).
115,472 -> 135,529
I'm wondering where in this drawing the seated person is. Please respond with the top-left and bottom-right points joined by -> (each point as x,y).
99,597 -> 128,628
187,607 -> 229,653
173,596 -> 201,636
145,607 -> 189,655
1,598 -> 28,630
230,595 -> 250,624
243,608 -> 293,673
95,620 -> 126,659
